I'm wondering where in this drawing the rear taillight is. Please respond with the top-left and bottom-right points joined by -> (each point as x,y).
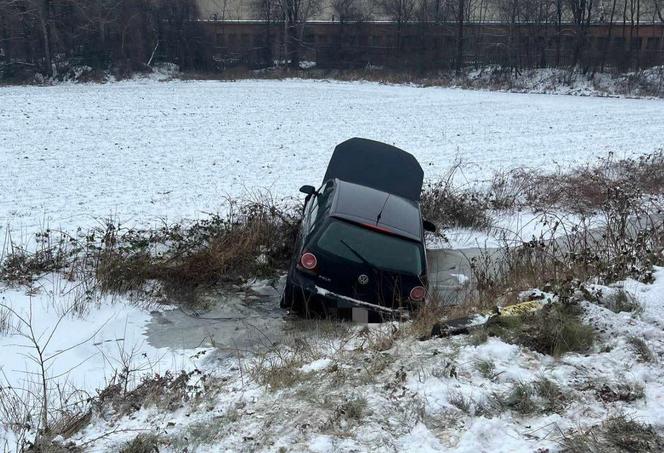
409,286 -> 426,301
300,252 -> 318,270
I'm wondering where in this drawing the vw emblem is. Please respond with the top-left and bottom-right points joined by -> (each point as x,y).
358,274 -> 369,285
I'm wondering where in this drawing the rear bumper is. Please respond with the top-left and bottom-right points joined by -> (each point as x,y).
283,271 -> 414,321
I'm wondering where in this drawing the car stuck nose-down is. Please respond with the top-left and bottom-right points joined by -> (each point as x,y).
281,138 -> 436,322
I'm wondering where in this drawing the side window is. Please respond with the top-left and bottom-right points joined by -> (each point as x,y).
306,181 -> 334,234
307,194 -> 319,232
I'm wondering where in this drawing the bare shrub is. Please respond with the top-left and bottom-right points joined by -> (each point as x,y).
471,173 -> 664,308
421,163 -> 493,230
492,151 -> 664,214
0,194 -> 300,307
0,230 -> 74,285
96,195 -> 300,295
0,300 -> 104,449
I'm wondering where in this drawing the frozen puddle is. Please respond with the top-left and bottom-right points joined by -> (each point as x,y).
145,280 -> 287,352
144,247 -> 487,351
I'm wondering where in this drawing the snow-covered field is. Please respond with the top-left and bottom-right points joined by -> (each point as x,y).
2,80 -> 664,451
2,79 -> 664,237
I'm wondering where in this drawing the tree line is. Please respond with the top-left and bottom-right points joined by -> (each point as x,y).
0,0 -> 208,80
1,0 -> 663,80
248,0 -> 664,71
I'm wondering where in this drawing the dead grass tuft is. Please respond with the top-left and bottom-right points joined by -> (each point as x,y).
119,433 -> 161,453
491,378 -> 566,416
534,377 -> 565,413
562,415 -> 664,452
491,382 -> 537,415
596,382 -> 645,403
336,396 -> 368,421
484,302 -> 595,357
97,370 -> 202,417
256,361 -> 305,391
449,392 -> 472,414
601,290 -> 643,314
475,359 -> 497,380
627,336 -> 656,363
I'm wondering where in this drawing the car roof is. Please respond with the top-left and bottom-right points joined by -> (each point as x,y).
323,138 -> 424,202
329,179 -> 423,242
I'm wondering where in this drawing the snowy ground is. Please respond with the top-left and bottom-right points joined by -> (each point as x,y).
2,79 -> 664,238
65,267 -> 664,452
1,80 -> 664,451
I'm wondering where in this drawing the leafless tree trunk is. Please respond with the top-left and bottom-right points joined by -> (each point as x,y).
600,0 -> 618,71
456,0 -> 465,72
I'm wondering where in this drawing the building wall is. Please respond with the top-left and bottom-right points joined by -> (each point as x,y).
197,0 -> 664,23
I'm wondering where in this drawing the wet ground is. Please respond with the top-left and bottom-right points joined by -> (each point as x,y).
144,247 -> 497,351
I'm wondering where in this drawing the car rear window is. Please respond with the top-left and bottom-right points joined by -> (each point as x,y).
316,219 -> 423,275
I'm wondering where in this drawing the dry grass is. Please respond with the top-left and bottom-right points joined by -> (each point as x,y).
491,151 -> 664,214
562,415 -> 664,452
596,382 -> 645,403
483,302 -> 595,357
255,360 -> 306,391
119,433 -> 161,453
96,370 -> 212,418
600,289 -> 643,314
0,194 -> 300,307
628,336 -> 656,363
475,359 -> 497,380
420,162 -> 494,230
336,396 -> 368,421
533,377 -> 565,413
491,378 -> 566,416
490,382 -> 537,415
95,197 -> 299,296
0,305 -> 11,335
175,67 -> 664,99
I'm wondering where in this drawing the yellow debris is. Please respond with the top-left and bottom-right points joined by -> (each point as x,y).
498,300 -> 544,317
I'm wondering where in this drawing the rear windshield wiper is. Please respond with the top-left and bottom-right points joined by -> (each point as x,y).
340,239 -> 375,269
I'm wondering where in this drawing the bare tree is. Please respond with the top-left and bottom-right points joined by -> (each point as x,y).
568,0 -> 595,69
656,0 -> 664,21
456,0 -> 465,72
274,0 -> 322,68
332,0 -> 368,22
378,0 -> 417,51
0,299 -> 106,445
